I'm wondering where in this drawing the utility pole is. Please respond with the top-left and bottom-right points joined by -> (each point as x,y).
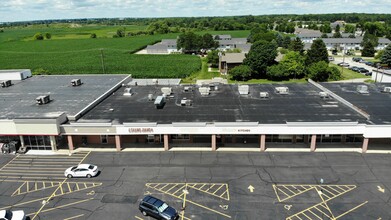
100,48 -> 106,74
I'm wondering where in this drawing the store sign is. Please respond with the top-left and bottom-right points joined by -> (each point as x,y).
128,128 -> 154,133
237,129 -> 251,132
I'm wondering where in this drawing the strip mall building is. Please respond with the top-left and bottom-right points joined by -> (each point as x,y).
1,70 -> 390,153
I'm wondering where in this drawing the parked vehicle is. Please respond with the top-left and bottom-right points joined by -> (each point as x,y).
352,57 -> 363,62
0,209 -> 26,220
139,196 -> 179,220
349,66 -> 359,72
365,72 -> 372,76
365,61 -> 374,67
337,62 -> 349,67
328,56 -> 334,61
358,68 -> 369,73
64,164 -> 99,178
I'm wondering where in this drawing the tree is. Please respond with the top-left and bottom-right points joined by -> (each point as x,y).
280,51 -> 307,79
177,32 -> 202,53
229,65 -> 252,81
362,41 -> 376,57
45,33 -> 51,39
116,28 -> 125,37
206,50 -> 219,67
307,61 -> 340,82
289,37 -> 304,53
321,33 -> 328,38
333,32 -> 342,38
344,24 -> 356,33
33,33 -> 44,40
320,23 -> 332,33
266,64 -> 287,81
90,33 -> 97,38
306,38 -> 329,65
335,24 -> 340,33
282,36 -> 291,49
381,44 -> 391,67
201,33 -> 218,49
243,40 -> 278,78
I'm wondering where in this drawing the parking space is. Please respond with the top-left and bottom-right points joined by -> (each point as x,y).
1,151 -> 391,219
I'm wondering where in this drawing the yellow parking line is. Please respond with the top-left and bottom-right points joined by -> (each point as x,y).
3,167 -> 66,170
0,155 -> 20,171
78,151 -> 91,164
166,184 -> 178,192
29,198 -> 94,217
213,184 -> 225,194
186,200 -> 231,218
64,214 -> 85,220
32,178 -> 68,220
0,172 -> 63,176
135,216 -> 144,220
172,185 -> 186,195
1,169 -> 64,173
334,201 -> 368,219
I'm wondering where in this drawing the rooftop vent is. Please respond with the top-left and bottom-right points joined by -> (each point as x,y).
259,92 -> 269,98
199,87 -> 210,96
275,86 -> 289,95
154,95 -> 166,109
183,86 -> 193,92
36,95 -> 50,105
148,94 -> 154,101
161,87 -> 172,95
238,85 -> 249,95
71,79 -> 82,86
319,92 -> 329,98
181,98 -> 192,106
357,85 -> 369,94
123,87 -> 132,96
1,80 -> 11,88
382,87 -> 391,93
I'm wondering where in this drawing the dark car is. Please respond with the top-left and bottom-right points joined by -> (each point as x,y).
139,196 -> 179,220
349,66 -> 359,72
358,68 -> 369,73
365,61 -> 374,67
365,72 -> 372,76
352,57 -> 363,62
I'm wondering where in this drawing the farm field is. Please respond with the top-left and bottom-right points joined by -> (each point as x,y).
0,25 -> 249,78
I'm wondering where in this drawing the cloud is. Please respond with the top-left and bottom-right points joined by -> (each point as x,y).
1,0 -> 391,22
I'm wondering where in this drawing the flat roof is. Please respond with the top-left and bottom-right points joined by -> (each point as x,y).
322,83 -> 391,124
0,75 -> 128,119
78,83 -> 367,124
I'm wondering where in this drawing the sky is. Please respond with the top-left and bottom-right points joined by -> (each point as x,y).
1,0 -> 390,23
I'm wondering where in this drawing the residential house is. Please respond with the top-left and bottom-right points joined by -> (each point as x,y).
219,53 -> 246,74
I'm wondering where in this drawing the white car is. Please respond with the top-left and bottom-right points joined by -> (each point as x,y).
64,164 -> 99,178
0,209 -> 26,220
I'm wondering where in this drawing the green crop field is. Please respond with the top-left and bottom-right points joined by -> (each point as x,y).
0,25 -> 248,78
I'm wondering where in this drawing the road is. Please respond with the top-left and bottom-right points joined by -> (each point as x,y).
1,151 -> 391,220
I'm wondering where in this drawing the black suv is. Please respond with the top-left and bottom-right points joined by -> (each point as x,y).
139,196 -> 179,220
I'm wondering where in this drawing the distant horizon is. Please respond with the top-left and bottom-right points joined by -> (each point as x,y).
1,0 -> 390,23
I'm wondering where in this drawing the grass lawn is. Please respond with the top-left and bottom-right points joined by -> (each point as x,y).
329,63 -> 370,80
182,57 -> 221,83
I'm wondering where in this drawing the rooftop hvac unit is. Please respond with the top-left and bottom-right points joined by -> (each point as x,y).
1,80 -> 11,88
238,85 -> 249,95
259,92 -> 269,98
199,87 -> 210,96
275,86 -> 289,95
36,95 -> 50,105
123,87 -> 132,96
181,98 -> 192,106
71,79 -> 82,86
183,86 -> 193,92
152,79 -> 158,85
154,95 -> 166,108
148,94 -> 154,101
161,87 -> 172,95
383,87 -> 391,93
357,85 -> 369,94
319,92 -> 329,98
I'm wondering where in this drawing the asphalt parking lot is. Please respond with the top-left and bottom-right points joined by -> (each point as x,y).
1,151 -> 391,220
